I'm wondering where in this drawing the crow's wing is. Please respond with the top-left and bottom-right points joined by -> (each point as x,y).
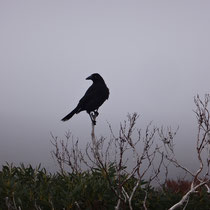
76,83 -> 108,113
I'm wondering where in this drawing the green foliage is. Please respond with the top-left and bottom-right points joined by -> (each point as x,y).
0,163 -> 209,210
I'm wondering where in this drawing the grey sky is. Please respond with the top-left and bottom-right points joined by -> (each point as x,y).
0,1 -> 210,171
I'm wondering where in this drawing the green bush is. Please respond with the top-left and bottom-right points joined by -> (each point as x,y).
0,163 -> 209,210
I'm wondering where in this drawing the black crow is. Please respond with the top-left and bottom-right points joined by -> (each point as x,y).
61,73 -> 109,124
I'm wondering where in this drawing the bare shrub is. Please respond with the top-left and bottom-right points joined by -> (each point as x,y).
51,113 -> 163,210
158,94 -> 210,209
51,94 -> 210,210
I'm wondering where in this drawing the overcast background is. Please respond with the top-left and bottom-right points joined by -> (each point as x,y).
0,0 -> 210,173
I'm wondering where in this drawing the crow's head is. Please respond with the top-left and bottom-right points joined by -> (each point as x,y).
86,73 -> 104,83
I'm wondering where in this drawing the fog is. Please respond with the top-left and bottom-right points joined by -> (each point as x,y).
0,1 -> 210,173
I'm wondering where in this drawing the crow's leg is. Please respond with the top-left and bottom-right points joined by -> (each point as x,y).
89,112 -> 96,125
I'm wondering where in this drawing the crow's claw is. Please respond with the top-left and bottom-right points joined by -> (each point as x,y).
94,110 -> 99,117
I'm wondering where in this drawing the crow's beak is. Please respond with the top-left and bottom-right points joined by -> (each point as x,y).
86,75 -> 92,80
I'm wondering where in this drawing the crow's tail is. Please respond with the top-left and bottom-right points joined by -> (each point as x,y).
61,107 -> 78,121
